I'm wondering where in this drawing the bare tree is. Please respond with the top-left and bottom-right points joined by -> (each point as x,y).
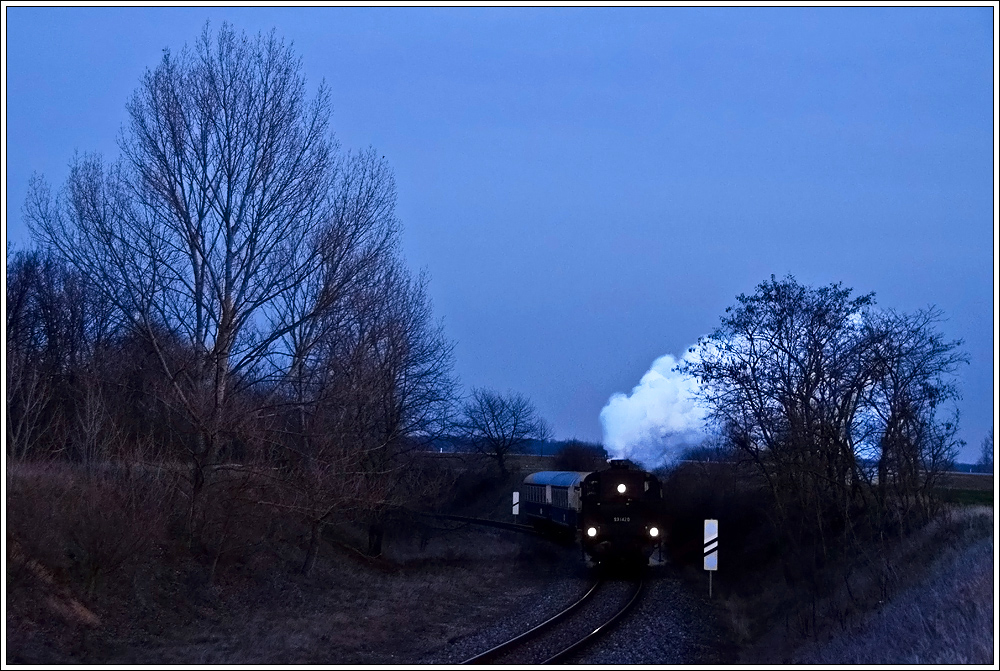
5,358 -> 51,462
978,429 -> 993,473
458,388 -> 552,476
25,22 -> 340,543
253,147 -> 400,568
348,261 -> 457,556
682,277 -> 879,533
268,147 -> 401,467
243,141 -> 457,564
682,275 -> 966,560
865,307 -> 967,521
297,257 -> 456,559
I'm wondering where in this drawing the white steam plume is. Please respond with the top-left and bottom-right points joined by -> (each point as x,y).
599,349 -> 709,470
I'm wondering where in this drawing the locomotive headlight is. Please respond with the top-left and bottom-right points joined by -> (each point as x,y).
587,527 -> 598,537
649,526 -> 660,538
617,483 -> 627,494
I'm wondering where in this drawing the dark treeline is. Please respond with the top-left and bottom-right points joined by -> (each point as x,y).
8,249 -> 147,463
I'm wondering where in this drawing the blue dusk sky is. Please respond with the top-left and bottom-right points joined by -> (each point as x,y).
4,6 -> 996,462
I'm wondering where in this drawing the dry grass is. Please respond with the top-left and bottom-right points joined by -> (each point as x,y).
735,505 -> 994,664
792,534 -> 993,663
16,456 -> 984,665
5,458 -> 577,664
102,538 -> 571,665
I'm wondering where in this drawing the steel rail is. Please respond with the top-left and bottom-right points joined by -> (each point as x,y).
542,578 -> 644,665
460,580 -> 603,664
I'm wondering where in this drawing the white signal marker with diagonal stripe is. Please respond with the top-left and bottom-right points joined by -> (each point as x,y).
704,519 -> 718,571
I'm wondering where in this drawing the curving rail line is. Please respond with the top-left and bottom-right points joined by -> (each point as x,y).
461,579 -> 643,665
461,580 -> 602,664
544,579 -> 644,664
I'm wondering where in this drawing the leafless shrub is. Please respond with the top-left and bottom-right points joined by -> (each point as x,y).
193,463 -> 291,583
6,461 -> 176,596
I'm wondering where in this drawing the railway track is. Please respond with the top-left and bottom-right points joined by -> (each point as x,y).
461,578 -> 644,665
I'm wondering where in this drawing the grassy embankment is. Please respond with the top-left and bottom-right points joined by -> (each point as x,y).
4,456 -> 573,664
786,504 -> 993,664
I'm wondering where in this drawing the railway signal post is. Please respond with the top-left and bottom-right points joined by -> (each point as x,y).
704,519 -> 718,597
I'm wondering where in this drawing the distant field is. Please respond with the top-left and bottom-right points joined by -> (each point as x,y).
939,472 -> 994,491
936,472 -> 993,506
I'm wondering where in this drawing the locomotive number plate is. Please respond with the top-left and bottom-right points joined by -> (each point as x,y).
613,516 -> 631,522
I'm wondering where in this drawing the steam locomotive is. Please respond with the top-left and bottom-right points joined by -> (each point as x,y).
517,460 -> 663,565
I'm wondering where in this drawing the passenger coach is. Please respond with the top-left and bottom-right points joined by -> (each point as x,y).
519,470 -> 590,536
